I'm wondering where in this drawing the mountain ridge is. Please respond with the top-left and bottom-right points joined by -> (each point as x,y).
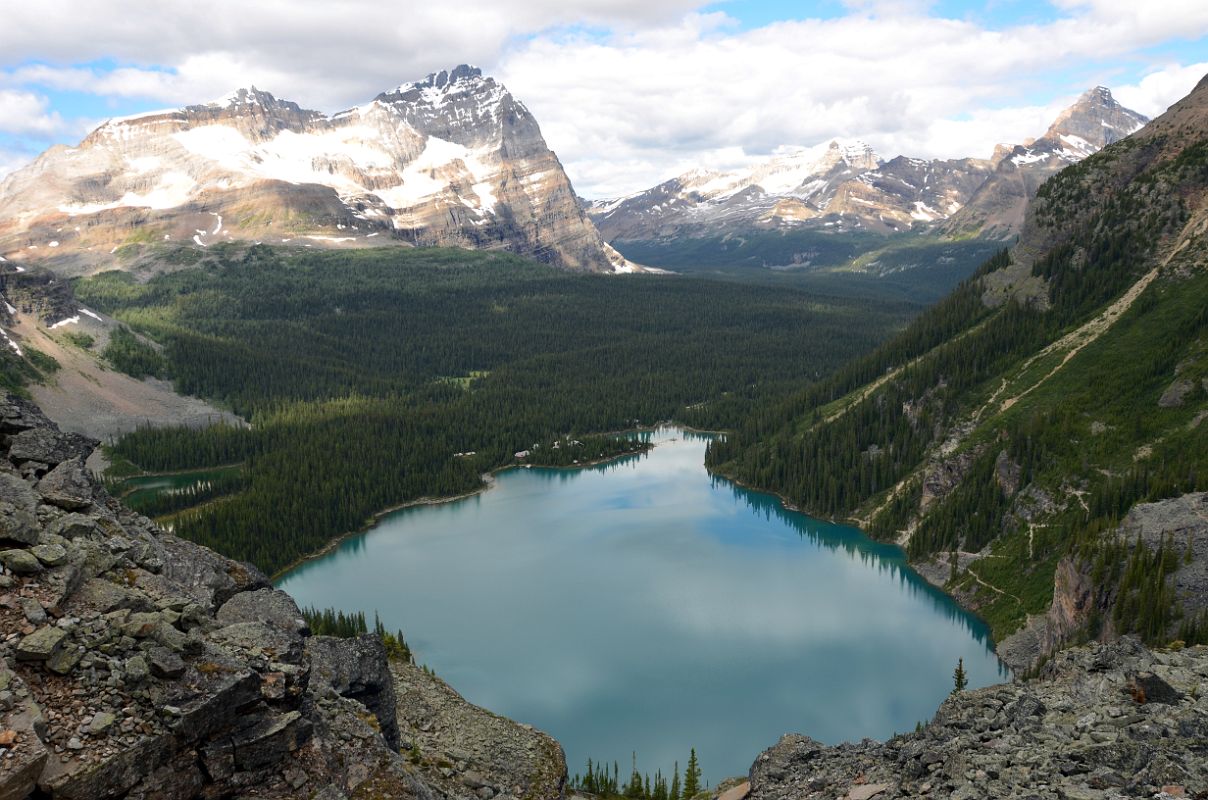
590,87 -> 1148,246
0,66 -> 632,275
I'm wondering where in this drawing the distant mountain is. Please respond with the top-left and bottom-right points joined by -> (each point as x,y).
590,87 -> 1148,245
0,65 -> 632,274
941,86 -> 1150,239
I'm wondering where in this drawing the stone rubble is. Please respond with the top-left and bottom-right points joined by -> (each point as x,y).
746,637 -> 1208,800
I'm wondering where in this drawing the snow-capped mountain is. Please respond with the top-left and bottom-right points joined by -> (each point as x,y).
590,87 -> 1148,243
941,86 -> 1150,239
0,65 -> 631,274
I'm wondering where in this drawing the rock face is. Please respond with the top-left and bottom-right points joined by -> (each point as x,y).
591,87 -> 1147,245
0,392 -> 567,800
0,65 -> 629,274
747,637 -> 1208,800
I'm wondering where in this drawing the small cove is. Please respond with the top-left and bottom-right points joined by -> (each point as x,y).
277,427 -> 1006,783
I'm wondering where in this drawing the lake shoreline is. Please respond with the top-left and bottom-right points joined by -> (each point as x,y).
705,461 -> 1006,659
271,437 -> 658,582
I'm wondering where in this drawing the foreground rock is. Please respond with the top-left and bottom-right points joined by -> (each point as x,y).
0,392 -> 567,800
747,637 -> 1207,800
392,658 -> 566,800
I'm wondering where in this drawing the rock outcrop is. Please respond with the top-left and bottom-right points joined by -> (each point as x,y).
0,66 -> 629,274
0,392 -> 566,800
747,637 -> 1208,800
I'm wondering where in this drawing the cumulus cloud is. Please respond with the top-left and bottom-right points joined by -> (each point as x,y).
1113,62 -> 1208,119
0,89 -> 63,136
497,7 -> 1208,196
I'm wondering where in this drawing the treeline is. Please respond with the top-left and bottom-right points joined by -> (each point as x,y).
301,606 -> 413,662
572,749 -> 703,800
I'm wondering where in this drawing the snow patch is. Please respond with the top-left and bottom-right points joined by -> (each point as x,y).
80,308 -> 103,321
2,330 -> 22,356
49,316 -> 80,329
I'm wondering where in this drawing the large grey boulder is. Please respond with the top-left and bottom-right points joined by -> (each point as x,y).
8,427 -> 96,470
216,587 -> 308,635
36,457 -> 97,510
308,634 -> 401,749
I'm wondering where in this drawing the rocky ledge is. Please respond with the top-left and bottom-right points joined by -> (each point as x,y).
0,392 -> 565,800
747,637 -> 1208,800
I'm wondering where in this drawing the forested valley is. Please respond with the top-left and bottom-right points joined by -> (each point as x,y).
76,245 -> 920,575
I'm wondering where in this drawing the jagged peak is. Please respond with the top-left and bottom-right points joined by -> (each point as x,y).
380,64 -> 494,101
203,86 -> 278,108
1079,85 -> 1118,106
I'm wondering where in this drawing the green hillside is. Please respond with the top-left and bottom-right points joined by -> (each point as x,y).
708,79 -> 1208,653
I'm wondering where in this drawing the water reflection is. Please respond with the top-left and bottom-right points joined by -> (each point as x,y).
279,427 -> 1005,784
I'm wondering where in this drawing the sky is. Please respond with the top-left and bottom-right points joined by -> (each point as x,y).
1,1 -> 1206,198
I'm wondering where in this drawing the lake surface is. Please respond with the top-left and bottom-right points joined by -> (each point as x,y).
278,428 -> 1006,784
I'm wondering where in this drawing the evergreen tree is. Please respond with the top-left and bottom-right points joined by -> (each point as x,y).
669,764 -> 680,800
683,749 -> 701,799
952,657 -> 968,694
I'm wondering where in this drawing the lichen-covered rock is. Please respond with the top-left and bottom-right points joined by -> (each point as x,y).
7,427 -> 96,471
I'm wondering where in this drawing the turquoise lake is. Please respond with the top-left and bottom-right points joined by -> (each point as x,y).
277,427 -> 1006,784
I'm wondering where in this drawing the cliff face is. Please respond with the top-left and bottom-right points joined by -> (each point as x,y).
0,393 -> 565,800
748,637 -> 1208,800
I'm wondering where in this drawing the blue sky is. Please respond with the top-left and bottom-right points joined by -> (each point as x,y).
2,0 -> 1206,196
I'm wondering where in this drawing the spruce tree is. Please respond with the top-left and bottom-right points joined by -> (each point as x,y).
683,749 -> 701,799
952,657 -> 968,694
670,763 -> 680,800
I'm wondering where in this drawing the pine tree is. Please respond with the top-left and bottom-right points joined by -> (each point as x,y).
683,749 -> 701,799
670,763 -> 680,800
952,657 -> 968,694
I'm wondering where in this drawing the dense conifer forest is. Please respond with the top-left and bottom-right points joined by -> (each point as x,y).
76,245 -> 917,574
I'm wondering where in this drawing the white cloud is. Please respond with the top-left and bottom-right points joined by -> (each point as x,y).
497,8 -> 1208,196
0,89 -> 63,135
1113,61 -> 1208,119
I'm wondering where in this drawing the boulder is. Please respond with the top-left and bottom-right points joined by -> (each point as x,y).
7,427 -> 96,470
15,626 -> 67,661
36,457 -> 96,510
216,587 -> 308,635
0,548 -> 42,575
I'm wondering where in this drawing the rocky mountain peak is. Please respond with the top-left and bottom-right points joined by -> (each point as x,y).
1040,85 -> 1148,153
0,65 -> 627,273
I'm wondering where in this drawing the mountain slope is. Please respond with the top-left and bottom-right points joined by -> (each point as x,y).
707,74 -> 1208,668
590,87 -> 1147,250
0,66 -> 629,274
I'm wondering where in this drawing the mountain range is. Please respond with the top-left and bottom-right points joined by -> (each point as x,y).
0,65 -> 632,274
588,86 -> 1148,245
